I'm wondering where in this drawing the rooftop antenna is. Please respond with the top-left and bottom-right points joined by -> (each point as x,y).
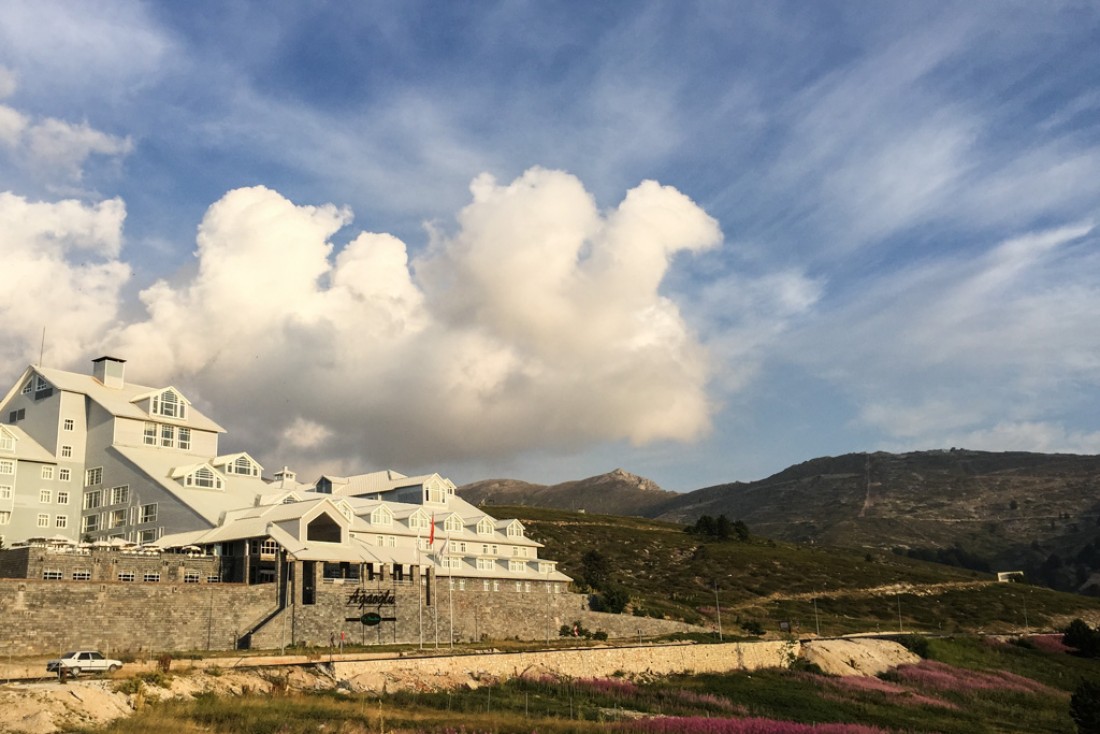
37,326 -> 46,367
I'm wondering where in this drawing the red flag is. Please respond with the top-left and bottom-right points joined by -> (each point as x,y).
429,514 -> 435,546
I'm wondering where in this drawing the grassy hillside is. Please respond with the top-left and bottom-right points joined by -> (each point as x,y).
492,504 -> 1100,636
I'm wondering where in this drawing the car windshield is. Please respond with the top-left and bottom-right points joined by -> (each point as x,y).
90,653 -> 104,660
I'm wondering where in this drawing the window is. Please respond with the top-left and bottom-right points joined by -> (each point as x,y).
539,562 -> 553,574
0,460 -> 13,474
72,571 -> 91,581
477,518 -> 494,536
55,515 -> 67,528
506,522 -> 523,538
84,490 -> 102,510
375,535 -> 395,548
109,509 -> 126,528
184,466 -> 223,489
442,556 -> 461,570
370,506 -> 393,526
184,572 -> 200,584
482,580 -> 490,591
206,575 -> 220,583
37,513 -> 49,527
492,580 -> 500,591
425,485 -> 447,504
408,512 -> 429,531
139,528 -> 158,544
21,380 -> 33,394
85,467 -> 103,486
39,489 -> 52,503
228,456 -> 257,476
59,468 -> 70,482
139,504 -> 157,523
444,515 -> 463,532
455,541 -> 467,553
0,432 -> 13,449
509,560 -> 527,573
110,485 -> 129,504
476,557 -> 494,571
417,537 -> 431,550
82,514 -> 100,533
160,424 -> 175,447
524,582 -> 532,593
118,572 -> 135,582
143,573 -> 160,583
0,485 -> 10,499
41,466 -> 54,480
514,581 -> 522,592
42,570 -> 63,580
457,578 -> 466,591
144,422 -> 157,446
60,445 -> 72,458
151,390 -> 186,419
63,418 -> 74,431
0,511 -> 9,524
178,427 -> 191,451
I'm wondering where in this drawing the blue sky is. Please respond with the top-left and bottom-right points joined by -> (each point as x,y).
1,2 -> 1099,491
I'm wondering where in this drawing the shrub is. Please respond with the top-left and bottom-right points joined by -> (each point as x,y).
1070,679 -> 1100,734
895,634 -> 931,659
1063,619 -> 1100,657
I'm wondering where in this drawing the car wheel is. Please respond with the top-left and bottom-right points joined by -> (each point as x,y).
69,667 -> 80,676
108,664 -> 119,672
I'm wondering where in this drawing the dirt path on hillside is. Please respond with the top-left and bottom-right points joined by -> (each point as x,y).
727,580 -> 996,612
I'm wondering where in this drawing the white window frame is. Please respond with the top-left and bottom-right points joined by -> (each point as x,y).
184,466 -> 223,489
85,467 -> 103,486
0,460 -> 13,474
57,490 -> 70,505
151,389 -> 186,419
63,418 -> 74,431
144,422 -> 157,446
408,512 -> 429,531
0,485 -> 10,500
36,513 -> 49,528
476,557 -> 494,571
0,510 -> 10,525
178,426 -> 191,451
60,445 -> 72,458
139,503 -> 157,524
84,490 -> 102,510
55,515 -> 67,528
444,515 -> 463,532
39,489 -> 52,504
110,485 -> 129,505
81,514 -> 100,533
506,522 -> 523,538
59,468 -> 71,482
41,466 -> 54,480
509,560 -> 527,573
477,518 -> 494,536
118,571 -> 135,582
109,509 -> 126,528
370,506 -> 393,527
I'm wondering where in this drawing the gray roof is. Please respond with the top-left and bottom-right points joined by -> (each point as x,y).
0,425 -> 56,463
35,366 -> 224,433
113,445 -> 282,524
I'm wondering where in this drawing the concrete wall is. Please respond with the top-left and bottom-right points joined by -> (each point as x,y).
0,577 -> 276,657
332,640 -> 794,692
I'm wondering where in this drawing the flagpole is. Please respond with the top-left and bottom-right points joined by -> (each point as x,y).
417,528 -> 423,650
448,530 -> 454,649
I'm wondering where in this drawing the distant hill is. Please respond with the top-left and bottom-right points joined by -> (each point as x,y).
463,450 -> 1100,594
458,468 -> 677,517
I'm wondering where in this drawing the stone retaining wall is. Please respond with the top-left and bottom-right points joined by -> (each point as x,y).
0,578 -> 275,656
333,640 -> 795,691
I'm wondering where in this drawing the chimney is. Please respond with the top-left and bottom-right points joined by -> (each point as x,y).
91,356 -> 126,389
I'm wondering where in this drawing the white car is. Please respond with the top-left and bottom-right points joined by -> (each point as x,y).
45,650 -> 123,675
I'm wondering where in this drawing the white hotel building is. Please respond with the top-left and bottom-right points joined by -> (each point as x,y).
0,357 -> 569,590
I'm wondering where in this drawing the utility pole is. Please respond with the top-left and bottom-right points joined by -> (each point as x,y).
897,592 -> 903,633
713,579 -> 723,641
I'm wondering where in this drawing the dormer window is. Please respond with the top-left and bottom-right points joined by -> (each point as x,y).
151,389 -> 187,420
334,500 -> 354,521
407,510 -> 430,531
228,456 -> 259,477
424,484 -> 447,504
370,505 -> 393,527
505,521 -> 524,538
175,464 -> 225,490
477,518 -> 494,536
0,429 -> 14,452
443,514 -> 463,533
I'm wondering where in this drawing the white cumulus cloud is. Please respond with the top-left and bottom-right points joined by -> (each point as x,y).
104,168 -> 721,475
0,192 -> 130,372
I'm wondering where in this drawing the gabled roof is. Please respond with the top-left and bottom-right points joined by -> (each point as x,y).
30,366 -> 224,433
0,425 -> 56,463
113,445 -> 281,524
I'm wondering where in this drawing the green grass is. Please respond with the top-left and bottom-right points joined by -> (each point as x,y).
484,504 -> 1100,636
